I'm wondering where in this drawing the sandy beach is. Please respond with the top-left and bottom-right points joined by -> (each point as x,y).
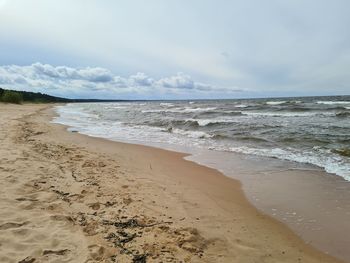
0,103 -> 345,263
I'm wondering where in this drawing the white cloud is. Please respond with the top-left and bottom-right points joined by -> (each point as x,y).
129,72 -> 154,86
1,1 -> 350,97
31,63 -> 114,82
0,63 -> 242,99
156,73 -> 194,89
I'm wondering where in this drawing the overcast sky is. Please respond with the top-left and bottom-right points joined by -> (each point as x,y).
0,0 -> 349,99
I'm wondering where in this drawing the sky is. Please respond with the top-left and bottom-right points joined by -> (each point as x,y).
0,0 -> 349,99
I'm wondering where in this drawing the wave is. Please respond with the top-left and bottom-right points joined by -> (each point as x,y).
212,134 -> 230,140
266,101 -> 287,105
142,107 -> 217,114
241,111 -> 335,117
265,100 -> 302,105
195,110 -> 243,117
185,118 -> 236,127
55,105 -> 99,120
182,107 -> 217,113
234,104 -> 249,108
145,118 -> 234,129
54,101 -> 350,182
332,148 -> 350,157
236,136 -> 271,143
171,119 -> 200,128
160,102 -> 174,107
169,128 -> 213,139
275,106 -> 348,112
316,101 -> 350,105
228,146 -> 350,181
141,109 -> 165,113
284,107 -> 313,112
104,106 -> 127,109
149,118 -> 237,129
336,111 -> 350,118
265,100 -> 302,106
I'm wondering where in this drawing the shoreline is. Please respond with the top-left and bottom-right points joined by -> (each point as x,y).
53,103 -> 350,262
0,103 -> 345,262
46,104 -> 347,263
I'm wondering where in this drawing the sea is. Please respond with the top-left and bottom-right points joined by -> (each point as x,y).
53,95 -> 350,181
53,95 -> 350,261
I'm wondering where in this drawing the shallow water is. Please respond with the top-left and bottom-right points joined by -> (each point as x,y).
54,96 -> 350,181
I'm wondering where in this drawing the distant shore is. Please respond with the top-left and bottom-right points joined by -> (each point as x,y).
0,103 -> 344,262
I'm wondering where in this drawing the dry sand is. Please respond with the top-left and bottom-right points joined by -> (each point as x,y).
0,103 -> 344,263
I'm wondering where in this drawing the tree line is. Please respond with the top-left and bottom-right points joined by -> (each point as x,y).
0,88 -> 71,104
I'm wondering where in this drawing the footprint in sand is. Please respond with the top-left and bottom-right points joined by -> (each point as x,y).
18,256 -> 36,263
88,245 -> 107,261
0,222 -> 28,230
234,239 -> 257,251
43,249 -> 70,256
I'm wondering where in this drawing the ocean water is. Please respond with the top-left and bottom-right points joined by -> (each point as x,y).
53,96 -> 350,181
53,96 -> 350,261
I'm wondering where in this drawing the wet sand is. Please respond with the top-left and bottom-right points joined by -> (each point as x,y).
187,150 -> 350,262
0,103 -> 345,262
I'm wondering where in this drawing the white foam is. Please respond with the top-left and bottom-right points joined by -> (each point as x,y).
241,111 -> 333,117
186,118 -> 235,126
53,102 -> 350,182
105,106 -> 127,109
266,101 -> 287,105
160,102 -> 174,107
234,104 -> 248,108
316,101 -> 350,105
182,107 -> 217,113
142,107 -> 217,114
172,129 -> 213,139
228,146 -> 350,181
141,109 -> 165,113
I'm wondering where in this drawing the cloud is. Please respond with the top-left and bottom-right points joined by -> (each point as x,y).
31,63 -> 114,82
129,72 -> 154,86
0,63 -> 242,99
1,1 -> 350,97
156,73 -> 194,89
